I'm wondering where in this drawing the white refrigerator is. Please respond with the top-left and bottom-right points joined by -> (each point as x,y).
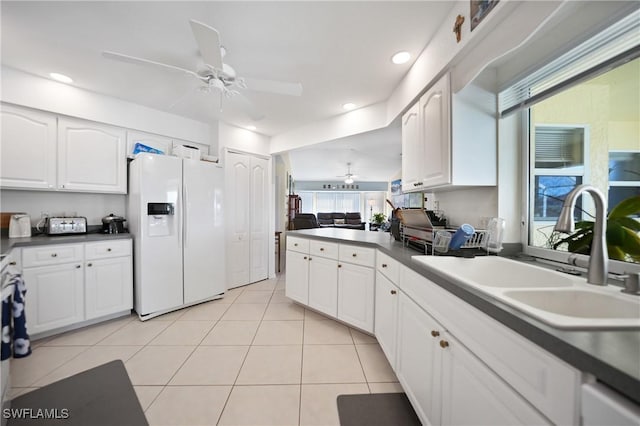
128,154 -> 225,319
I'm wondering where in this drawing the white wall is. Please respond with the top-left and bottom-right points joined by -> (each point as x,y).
218,122 -> 271,157
1,67 -> 212,146
432,187 -> 498,230
0,190 -> 125,228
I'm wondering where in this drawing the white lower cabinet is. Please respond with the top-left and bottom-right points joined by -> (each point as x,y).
285,250 -> 310,305
374,271 -> 398,368
22,240 -> 133,336
308,256 -> 338,317
337,261 -> 374,333
23,262 -> 84,335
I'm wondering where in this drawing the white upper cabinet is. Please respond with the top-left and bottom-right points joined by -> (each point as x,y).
402,72 -> 496,192
57,117 -> 126,193
1,104 -> 57,190
126,130 -> 172,157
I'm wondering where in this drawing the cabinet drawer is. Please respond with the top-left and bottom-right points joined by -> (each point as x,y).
85,239 -> 132,260
310,240 -> 338,259
377,250 -> 400,283
287,236 -> 309,254
339,244 -> 375,267
22,244 -> 83,268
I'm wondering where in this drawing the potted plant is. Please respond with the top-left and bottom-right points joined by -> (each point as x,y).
372,213 -> 386,225
551,195 -> 640,263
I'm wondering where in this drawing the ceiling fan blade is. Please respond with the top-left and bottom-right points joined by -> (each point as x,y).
243,77 -> 303,97
234,92 -> 266,122
189,19 -> 223,70
103,51 -> 203,80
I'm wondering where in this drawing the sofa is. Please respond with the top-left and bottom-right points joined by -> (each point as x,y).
292,213 -> 320,230
317,212 -> 365,230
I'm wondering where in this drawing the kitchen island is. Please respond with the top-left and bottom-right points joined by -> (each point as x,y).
286,228 -> 640,424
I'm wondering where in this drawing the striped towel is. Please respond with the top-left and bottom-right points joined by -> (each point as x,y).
1,273 -> 32,360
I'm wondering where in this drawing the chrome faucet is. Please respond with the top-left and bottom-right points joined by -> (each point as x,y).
554,184 -> 608,285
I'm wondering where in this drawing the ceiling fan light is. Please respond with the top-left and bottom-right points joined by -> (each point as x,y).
344,177 -> 354,184
391,51 -> 411,65
49,72 -> 73,83
247,125 -> 257,131
342,102 -> 356,110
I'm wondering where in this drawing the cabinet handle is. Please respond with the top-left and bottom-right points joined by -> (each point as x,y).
9,261 -> 16,266
439,340 -> 449,349
309,257 -> 312,261
390,290 -> 397,295
382,264 -> 388,268
76,265 -> 81,269
338,264 -> 342,268
87,263 -> 92,267
294,243 -> 298,247
107,248 -> 112,252
431,330 -> 440,338
51,253 -> 57,257
352,253 -> 357,257
320,248 -> 324,251
303,256 -> 307,260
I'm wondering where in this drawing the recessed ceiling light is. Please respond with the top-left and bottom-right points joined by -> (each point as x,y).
247,125 -> 257,131
49,72 -> 73,83
391,51 -> 411,65
342,103 -> 356,111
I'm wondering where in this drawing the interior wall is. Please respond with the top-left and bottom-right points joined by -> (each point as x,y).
218,122 -> 271,157
432,187 -> 498,229
0,190 -> 125,227
497,113 -> 523,244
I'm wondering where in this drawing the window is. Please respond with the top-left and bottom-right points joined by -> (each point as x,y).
501,10 -> 640,269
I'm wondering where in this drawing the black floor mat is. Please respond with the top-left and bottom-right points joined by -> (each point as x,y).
337,392 -> 421,426
8,360 -> 148,426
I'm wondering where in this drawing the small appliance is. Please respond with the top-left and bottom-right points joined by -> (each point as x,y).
8,214 -> 31,238
102,214 -> 127,234
46,217 -> 87,235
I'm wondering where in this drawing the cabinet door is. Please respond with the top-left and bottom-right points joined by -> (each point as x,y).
1,104 -> 57,190
396,292 -> 443,426
337,262 -> 374,333
225,151 -> 251,288
285,250 -> 309,305
249,155 -> 269,283
420,73 -> 451,188
308,256 -> 338,317
374,272 -> 398,368
401,102 -> 422,191
23,263 -> 84,335
85,256 -> 133,320
57,117 -> 126,193
440,332 -> 550,426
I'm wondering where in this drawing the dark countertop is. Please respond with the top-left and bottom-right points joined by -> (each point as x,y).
288,228 -> 640,404
1,232 -> 132,256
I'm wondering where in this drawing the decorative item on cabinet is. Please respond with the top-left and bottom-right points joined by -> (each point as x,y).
453,14 -> 465,42
288,194 -> 302,230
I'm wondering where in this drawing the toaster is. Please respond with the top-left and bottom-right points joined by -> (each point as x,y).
47,217 -> 88,235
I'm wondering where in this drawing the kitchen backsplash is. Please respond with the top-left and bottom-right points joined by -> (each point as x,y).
0,190 -> 126,226
431,187 -> 498,230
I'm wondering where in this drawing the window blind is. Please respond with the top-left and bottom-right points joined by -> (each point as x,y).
499,8 -> 640,117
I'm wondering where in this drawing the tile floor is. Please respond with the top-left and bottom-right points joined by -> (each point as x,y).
9,274 -> 401,425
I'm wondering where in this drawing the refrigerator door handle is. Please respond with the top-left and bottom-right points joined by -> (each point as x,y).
183,183 -> 188,248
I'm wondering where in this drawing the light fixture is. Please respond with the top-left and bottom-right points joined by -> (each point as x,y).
343,162 -> 355,184
342,102 -> 356,110
344,177 -> 354,184
49,72 -> 73,83
391,51 -> 411,65
247,125 -> 257,131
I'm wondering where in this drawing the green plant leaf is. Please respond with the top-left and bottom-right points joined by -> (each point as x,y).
608,245 -> 627,261
612,217 -> 640,232
619,227 -> 640,255
609,195 -> 640,219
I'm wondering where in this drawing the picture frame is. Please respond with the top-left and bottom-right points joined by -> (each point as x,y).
470,0 -> 499,32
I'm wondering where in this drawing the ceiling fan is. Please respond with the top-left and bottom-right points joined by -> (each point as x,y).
337,163 -> 358,184
102,19 -> 303,121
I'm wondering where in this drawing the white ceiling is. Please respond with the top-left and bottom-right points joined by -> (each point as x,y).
1,1 -> 454,182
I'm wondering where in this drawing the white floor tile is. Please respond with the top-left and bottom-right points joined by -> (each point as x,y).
220,303 -> 267,321
302,345 -> 366,384
355,344 -> 398,383
169,346 -> 249,385
300,383 -> 369,426
133,386 -> 164,411
200,321 -> 260,345
218,385 -> 299,426
145,385 -> 231,426
148,320 -> 215,345
125,346 -> 195,385
43,316 -> 133,346
178,301 -> 229,321
269,290 -> 290,304
253,320 -> 303,345
10,346 -> 88,387
349,328 -> 377,344
244,278 -> 277,292
236,345 -> 302,385
263,302 -> 305,321
368,382 -> 404,393
304,319 -> 353,344
235,290 -> 273,304
97,320 -> 171,346
8,387 -> 39,400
